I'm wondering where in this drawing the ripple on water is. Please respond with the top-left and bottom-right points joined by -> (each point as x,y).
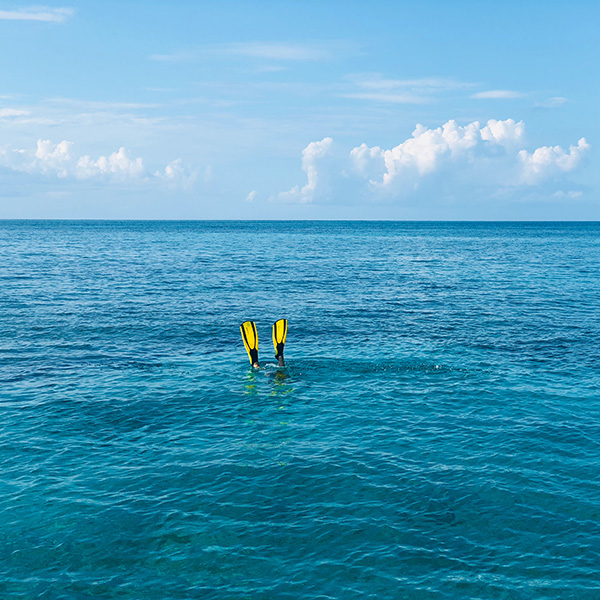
1,221 -> 599,599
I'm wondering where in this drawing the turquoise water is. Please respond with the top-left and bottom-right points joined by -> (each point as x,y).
1,221 -> 599,599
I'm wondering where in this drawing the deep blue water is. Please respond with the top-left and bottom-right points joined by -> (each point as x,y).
1,220 -> 599,599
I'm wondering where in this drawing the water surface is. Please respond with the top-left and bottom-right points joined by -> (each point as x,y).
1,221 -> 599,599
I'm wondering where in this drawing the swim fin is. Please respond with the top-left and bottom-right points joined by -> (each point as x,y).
240,321 -> 259,367
272,319 -> 287,366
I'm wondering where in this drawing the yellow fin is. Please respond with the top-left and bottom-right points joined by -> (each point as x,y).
240,321 -> 259,365
272,319 -> 287,357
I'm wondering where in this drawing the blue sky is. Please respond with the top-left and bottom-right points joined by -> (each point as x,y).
0,0 -> 598,219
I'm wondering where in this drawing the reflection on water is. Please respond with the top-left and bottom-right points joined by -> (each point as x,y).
242,366 -> 295,399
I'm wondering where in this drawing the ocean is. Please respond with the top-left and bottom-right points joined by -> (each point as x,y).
1,220 -> 599,599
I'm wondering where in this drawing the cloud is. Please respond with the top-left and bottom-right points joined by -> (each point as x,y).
154,159 -> 200,189
45,97 -> 159,110
518,138 -> 590,184
344,74 -> 474,104
534,97 -> 568,109
34,139 -> 73,177
276,119 -> 590,204
278,137 -> 335,203
471,90 -> 525,99
480,118 -> 525,145
0,138 -> 194,186
551,190 -> 583,200
350,75 -> 472,92
351,119 -> 524,187
225,42 -> 331,61
0,108 -> 29,118
343,92 -> 430,104
254,65 -> 287,73
0,7 -> 74,22
151,42 -> 335,63
76,147 -> 144,179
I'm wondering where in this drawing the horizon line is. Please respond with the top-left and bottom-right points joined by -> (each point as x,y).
0,218 -> 599,224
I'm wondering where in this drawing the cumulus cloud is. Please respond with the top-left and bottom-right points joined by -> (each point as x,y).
480,118 -> 525,144
76,147 -> 144,179
34,139 -> 73,177
0,138 -> 194,186
0,7 -> 74,22
349,119 -> 525,191
154,159 -> 200,189
518,138 -> 590,184
276,119 -> 590,204
355,120 -> 524,187
278,137 -> 335,203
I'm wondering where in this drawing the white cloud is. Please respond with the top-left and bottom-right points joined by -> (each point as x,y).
0,7 -> 74,22
0,138 -> 194,187
278,137 -> 335,203
45,97 -> 159,110
254,65 -> 287,73
518,138 -> 590,184
35,139 -> 73,177
534,97 -> 568,109
350,75 -> 472,92
151,42 -> 335,63
343,92 -> 429,104
345,75 -> 474,104
154,158 -> 199,189
150,50 -> 196,62
551,190 -> 583,200
0,108 -> 29,118
76,147 -> 144,179
225,42 -> 330,61
472,90 -> 525,99
480,118 -> 524,145
276,119 -> 590,204
157,159 -> 185,180
354,119 -> 523,187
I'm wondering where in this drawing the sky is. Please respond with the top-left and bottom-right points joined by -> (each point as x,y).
0,0 -> 598,220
